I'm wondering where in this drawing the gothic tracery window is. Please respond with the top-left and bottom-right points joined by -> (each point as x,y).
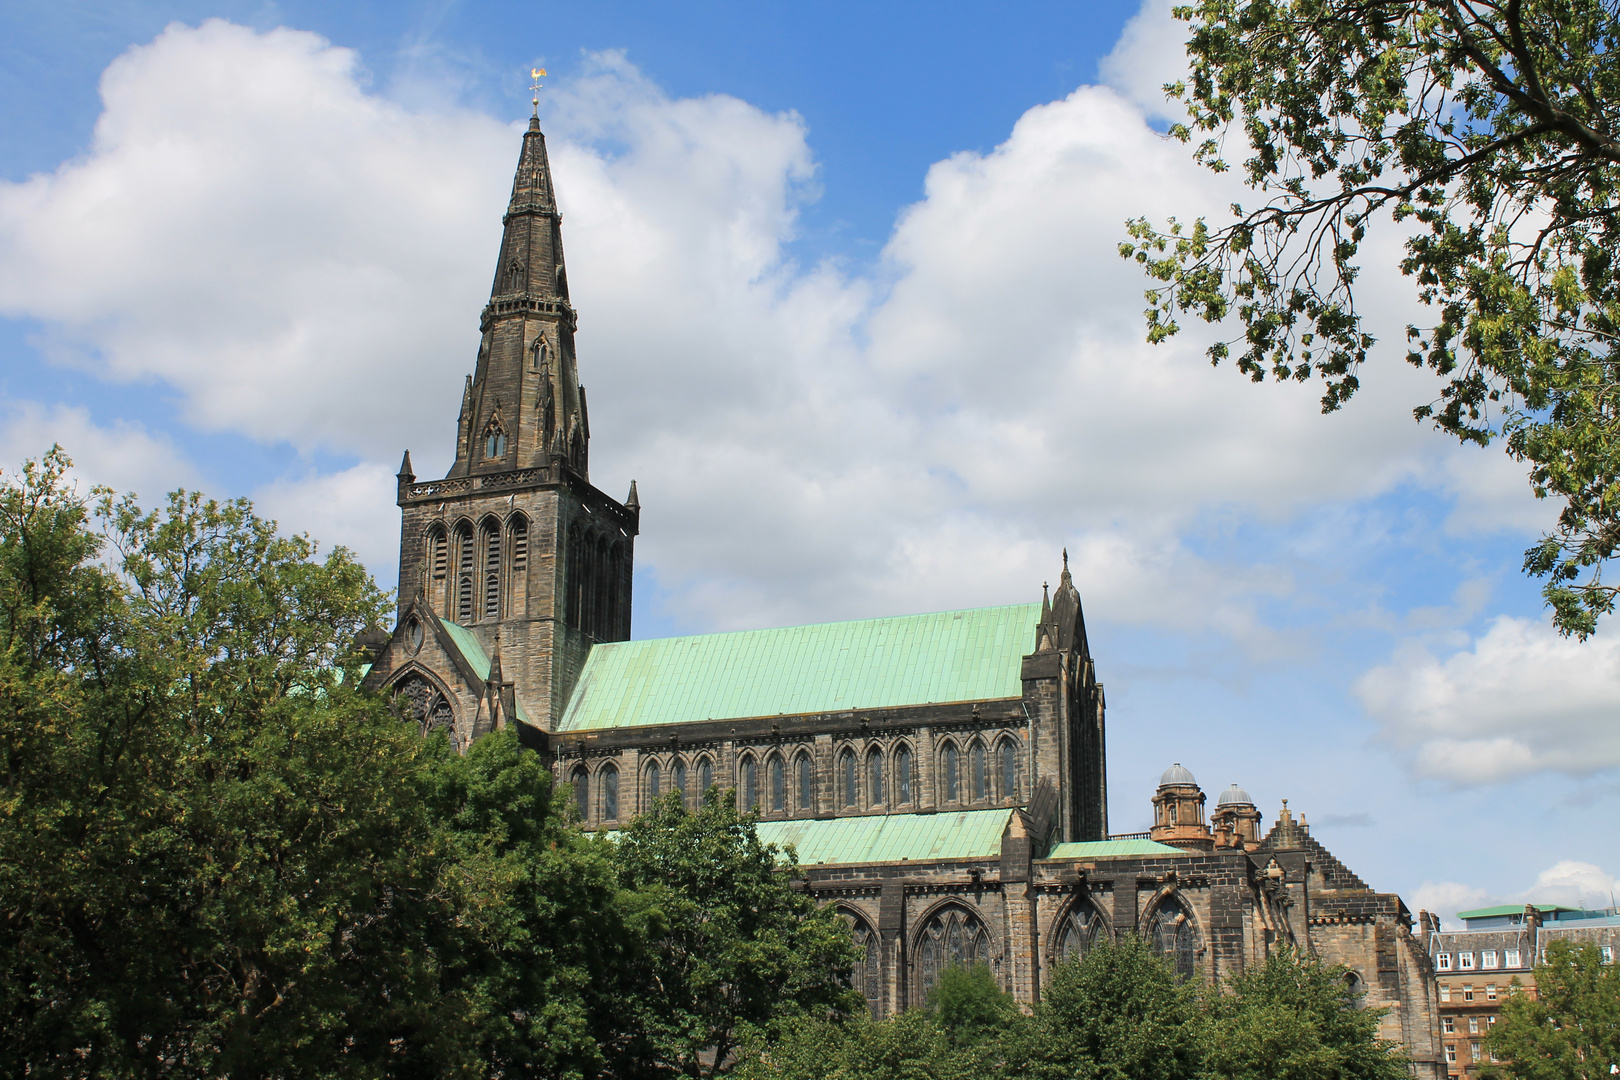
602,763 -> 619,821
896,745 -> 912,804
841,749 -> 857,807
846,913 -> 882,1019
647,762 -> 661,802
1057,904 -> 1099,963
481,517 -> 502,621
797,754 -> 814,811
868,748 -> 884,807
916,908 -> 991,1002
972,742 -> 988,801
698,757 -> 714,794
741,756 -> 758,810
393,674 -> 454,743
942,744 -> 960,803
455,521 -> 474,623
572,767 -> 590,822
673,760 -> 687,806
484,422 -> 507,459
1150,895 -> 1198,981
1000,739 -> 1018,801
771,755 -> 785,813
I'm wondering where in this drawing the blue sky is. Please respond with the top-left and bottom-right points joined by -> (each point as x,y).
0,0 -> 1615,922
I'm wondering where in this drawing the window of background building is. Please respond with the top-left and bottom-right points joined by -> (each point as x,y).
1482,950 -> 1498,968
1603,945 -> 1614,963
1459,952 -> 1475,969
1445,1045 -> 1457,1064
1468,1017 -> 1479,1035
1440,985 -> 1452,1002
1443,1018 -> 1455,1034
1464,985 -> 1475,1001
1438,953 -> 1452,970
1470,1041 -> 1481,1061
1505,948 -> 1521,967
1486,984 -> 1497,1000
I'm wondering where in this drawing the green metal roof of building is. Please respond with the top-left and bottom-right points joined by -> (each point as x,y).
557,603 -> 1040,732
754,808 -> 1014,865
437,617 -> 532,724
1457,903 -> 1579,920
1045,839 -> 1182,859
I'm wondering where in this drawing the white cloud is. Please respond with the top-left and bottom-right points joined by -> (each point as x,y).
1357,616 -> 1620,782
1099,0 -> 1191,122
0,18 -> 1550,642
0,398 -> 196,502
1415,860 -> 1619,928
252,461 -> 400,580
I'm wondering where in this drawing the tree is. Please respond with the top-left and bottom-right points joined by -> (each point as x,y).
610,787 -> 863,1077
1120,0 -> 1620,635
926,962 -> 1026,1050
1486,939 -> 1620,1080
1020,934 -> 1201,1080
733,1010 -> 993,1080
1197,948 -> 1409,1080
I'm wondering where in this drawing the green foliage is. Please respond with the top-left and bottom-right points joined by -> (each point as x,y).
926,962 -> 1025,1049
1486,940 -> 1620,1080
1119,0 -> 1620,635
1021,934 -> 1201,1080
1197,948 -> 1409,1080
734,1011 -> 996,1080
611,786 -> 864,1077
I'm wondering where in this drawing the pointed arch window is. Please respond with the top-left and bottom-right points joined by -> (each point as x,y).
484,422 -> 507,460
1000,740 -> 1018,801
972,742 -> 988,801
647,762 -> 661,802
426,525 -> 448,598
1150,896 -> 1197,981
532,336 -> 549,372
572,767 -> 590,822
867,748 -> 885,807
481,518 -> 502,622
942,744 -> 960,803
510,515 -> 528,575
673,760 -> 687,806
846,913 -> 882,1020
841,749 -> 858,808
740,757 -> 758,810
698,757 -> 714,795
896,745 -> 913,804
797,754 -> 814,811
601,764 -> 619,821
917,908 -> 990,1001
1057,905 -> 1098,963
770,756 -> 785,812
455,521 -> 475,623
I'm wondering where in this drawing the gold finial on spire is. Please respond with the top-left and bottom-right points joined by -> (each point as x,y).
530,67 -> 547,115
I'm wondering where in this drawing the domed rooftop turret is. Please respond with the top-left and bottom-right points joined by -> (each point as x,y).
1159,763 -> 1197,787
1217,783 -> 1253,806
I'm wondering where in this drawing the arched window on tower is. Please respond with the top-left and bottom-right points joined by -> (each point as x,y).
841,749 -> 858,808
796,754 -> 814,811
426,524 -> 448,609
509,515 -> 528,609
455,521 -> 475,624
593,535 -> 611,637
770,756 -> 785,813
896,745 -> 913,805
484,420 -> 507,460
601,763 -> 619,821
532,337 -> 549,371
867,748 -> 885,807
972,742 -> 988,802
481,517 -> 502,622
942,744 -> 960,803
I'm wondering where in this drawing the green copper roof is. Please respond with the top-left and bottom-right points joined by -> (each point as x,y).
755,809 -> 1014,865
557,603 -> 1040,732
1045,838 -> 1182,859
1457,903 -> 1579,920
436,617 -> 532,724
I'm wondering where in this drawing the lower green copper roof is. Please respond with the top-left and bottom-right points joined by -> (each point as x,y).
557,603 -> 1040,732
756,809 -> 1014,865
1045,839 -> 1182,859
437,618 -> 532,724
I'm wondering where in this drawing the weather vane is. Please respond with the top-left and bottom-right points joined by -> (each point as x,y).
530,67 -> 547,115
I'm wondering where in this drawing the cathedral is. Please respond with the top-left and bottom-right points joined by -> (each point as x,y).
361,113 -> 1443,1076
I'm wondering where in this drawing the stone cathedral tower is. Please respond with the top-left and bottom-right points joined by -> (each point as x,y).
363,113 -> 639,745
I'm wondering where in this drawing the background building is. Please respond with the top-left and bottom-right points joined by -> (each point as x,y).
1423,904 -> 1620,1077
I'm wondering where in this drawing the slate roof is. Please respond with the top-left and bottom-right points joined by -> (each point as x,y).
1046,838 -> 1183,859
754,808 -> 1014,865
556,603 -> 1041,732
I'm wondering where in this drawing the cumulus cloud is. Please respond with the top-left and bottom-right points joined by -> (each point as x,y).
0,15 -> 1550,643
0,398 -> 196,502
1415,860 -> 1619,928
1357,616 -> 1620,782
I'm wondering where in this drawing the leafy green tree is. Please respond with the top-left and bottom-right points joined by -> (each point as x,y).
1486,940 -> 1620,1080
1197,948 -> 1409,1080
1120,0 -> 1620,635
1020,934 -> 1201,1080
926,962 -> 1026,1050
611,786 -> 863,1077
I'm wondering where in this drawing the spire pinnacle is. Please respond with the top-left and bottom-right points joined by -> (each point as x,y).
626,480 -> 640,511
530,67 -> 546,118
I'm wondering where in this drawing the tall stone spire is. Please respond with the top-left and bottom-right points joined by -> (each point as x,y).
447,114 -> 586,479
